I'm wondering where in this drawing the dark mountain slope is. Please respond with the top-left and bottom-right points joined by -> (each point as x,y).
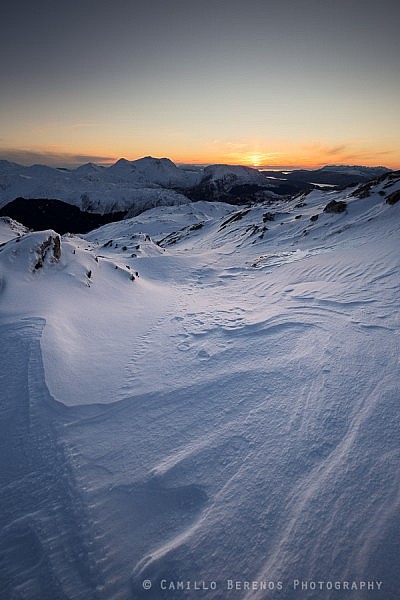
0,198 -> 127,234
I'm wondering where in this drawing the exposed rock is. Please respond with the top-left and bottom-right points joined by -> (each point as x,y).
219,209 -> 251,230
324,200 -> 347,213
386,190 -> 400,205
53,235 -> 61,260
189,222 -> 204,231
34,234 -> 61,270
352,183 -> 371,198
262,212 -> 275,222
310,214 -> 319,222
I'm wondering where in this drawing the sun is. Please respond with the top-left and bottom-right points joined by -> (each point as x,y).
248,153 -> 262,167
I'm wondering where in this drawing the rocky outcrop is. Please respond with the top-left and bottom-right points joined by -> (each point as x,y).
324,200 -> 347,213
34,234 -> 61,270
386,190 -> 400,205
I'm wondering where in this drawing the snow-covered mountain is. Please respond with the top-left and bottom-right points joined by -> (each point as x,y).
186,163 -> 277,203
202,163 -> 268,186
318,164 -> 389,178
0,156 -> 277,216
0,157 -> 198,215
105,156 -> 202,189
0,171 -> 399,599
2,157 -> 388,222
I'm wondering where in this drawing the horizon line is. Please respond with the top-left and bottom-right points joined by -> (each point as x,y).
0,154 -> 394,172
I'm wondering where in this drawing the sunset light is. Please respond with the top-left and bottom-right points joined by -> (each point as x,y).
249,154 -> 263,167
0,1 -> 399,170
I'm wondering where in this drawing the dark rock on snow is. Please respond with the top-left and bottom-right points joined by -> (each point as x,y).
324,200 -> 347,213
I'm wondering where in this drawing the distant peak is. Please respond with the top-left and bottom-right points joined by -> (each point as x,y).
135,156 -> 176,166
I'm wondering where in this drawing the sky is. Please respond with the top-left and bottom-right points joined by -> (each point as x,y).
0,0 -> 399,169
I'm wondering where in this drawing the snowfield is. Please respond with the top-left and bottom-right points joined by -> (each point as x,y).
0,172 -> 399,599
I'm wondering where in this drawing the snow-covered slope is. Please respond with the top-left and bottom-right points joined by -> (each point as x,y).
0,171 -> 399,599
85,200 -> 235,244
0,216 -> 29,243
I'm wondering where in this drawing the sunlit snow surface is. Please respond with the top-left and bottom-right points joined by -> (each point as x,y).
0,177 -> 399,599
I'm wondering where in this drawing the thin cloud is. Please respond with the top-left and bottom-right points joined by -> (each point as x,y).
325,144 -> 348,156
338,148 -> 394,164
0,148 -> 116,167
303,141 -> 351,156
299,141 -> 394,168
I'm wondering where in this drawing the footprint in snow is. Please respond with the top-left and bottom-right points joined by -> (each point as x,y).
177,342 -> 191,352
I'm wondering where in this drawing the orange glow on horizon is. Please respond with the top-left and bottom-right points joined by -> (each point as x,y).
92,151 -> 400,171
173,153 -> 400,171
2,140 -> 399,171
161,140 -> 400,171
171,144 -> 400,171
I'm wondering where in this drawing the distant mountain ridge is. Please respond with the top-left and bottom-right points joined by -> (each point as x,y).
0,157 -> 391,219
260,165 -> 389,189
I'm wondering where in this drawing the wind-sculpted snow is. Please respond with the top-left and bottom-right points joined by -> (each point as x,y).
0,319 -> 100,599
0,173 -> 399,598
